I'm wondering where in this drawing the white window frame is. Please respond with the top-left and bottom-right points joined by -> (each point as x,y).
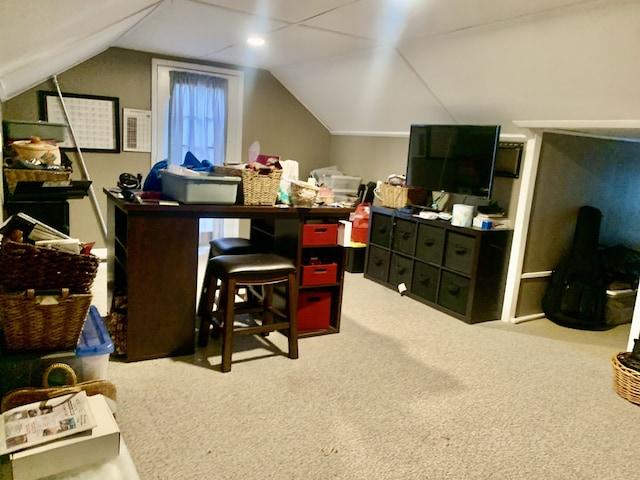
151,58 -> 244,168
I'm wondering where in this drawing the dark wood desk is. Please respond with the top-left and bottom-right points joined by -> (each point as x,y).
105,190 -> 353,361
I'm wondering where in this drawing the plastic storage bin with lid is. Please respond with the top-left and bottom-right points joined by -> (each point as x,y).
74,306 -> 115,381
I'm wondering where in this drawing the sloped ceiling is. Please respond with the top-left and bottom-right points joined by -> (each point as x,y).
2,0 -> 640,136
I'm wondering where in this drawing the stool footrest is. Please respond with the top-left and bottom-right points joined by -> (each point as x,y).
233,321 -> 291,336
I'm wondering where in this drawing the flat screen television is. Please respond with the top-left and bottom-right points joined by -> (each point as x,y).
405,124 -> 501,200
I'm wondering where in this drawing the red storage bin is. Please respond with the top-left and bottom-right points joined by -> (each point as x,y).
298,291 -> 331,330
301,263 -> 338,286
302,224 -> 338,246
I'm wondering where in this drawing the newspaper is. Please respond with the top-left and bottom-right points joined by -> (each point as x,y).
0,391 -> 97,455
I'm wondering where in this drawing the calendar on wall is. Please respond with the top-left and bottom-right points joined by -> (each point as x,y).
38,91 -> 120,153
122,108 -> 152,153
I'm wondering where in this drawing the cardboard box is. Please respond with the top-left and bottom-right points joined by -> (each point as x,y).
2,394 -> 120,480
337,220 -> 352,247
161,170 -> 240,204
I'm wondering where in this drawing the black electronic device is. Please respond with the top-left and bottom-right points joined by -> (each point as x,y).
405,124 -> 500,199
118,172 -> 142,190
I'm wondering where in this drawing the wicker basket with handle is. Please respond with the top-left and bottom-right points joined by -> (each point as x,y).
376,183 -> 408,208
0,241 -> 99,293
1,361 -> 117,413
0,288 -> 92,352
214,165 -> 282,205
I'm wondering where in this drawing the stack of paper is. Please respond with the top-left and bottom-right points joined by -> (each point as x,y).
0,393 -> 120,480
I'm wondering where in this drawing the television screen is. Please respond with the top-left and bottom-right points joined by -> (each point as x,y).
405,124 -> 501,199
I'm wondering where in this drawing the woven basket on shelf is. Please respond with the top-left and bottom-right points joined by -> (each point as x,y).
0,241 -> 100,293
214,166 -> 282,205
3,168 -> 71,195
289,180 -> 320,208
0,288 -> 92,352
377,183 -> 408,208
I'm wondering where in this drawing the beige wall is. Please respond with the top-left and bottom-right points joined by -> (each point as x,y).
329,135 -> 409,186
2,47 -> 519,248
2,48 -> 331,247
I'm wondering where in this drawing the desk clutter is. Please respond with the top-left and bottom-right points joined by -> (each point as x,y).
137,146 -> 363,208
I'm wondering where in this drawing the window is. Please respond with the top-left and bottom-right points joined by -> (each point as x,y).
152,59 -> 243,167
152,59 -> 244,241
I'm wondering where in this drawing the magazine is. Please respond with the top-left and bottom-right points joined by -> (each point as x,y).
0,391 -> 97,455
0,212 -> 71,243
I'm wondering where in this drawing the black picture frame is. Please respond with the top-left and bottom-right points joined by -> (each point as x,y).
38,91 -> 120,153
493,142 -> 524,179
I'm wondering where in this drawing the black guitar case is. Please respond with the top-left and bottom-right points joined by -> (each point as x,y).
542,206 -> 608,330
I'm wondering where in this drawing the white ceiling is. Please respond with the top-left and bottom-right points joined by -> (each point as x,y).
2,0 -> 640,137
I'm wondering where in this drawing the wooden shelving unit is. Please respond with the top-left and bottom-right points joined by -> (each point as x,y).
364,206 -> 512,324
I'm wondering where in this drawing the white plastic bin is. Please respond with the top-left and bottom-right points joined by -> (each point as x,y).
161,170 -> 240,204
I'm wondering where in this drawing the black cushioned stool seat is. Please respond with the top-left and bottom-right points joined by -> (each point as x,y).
197,253 -> 298,372
209,237 -> 257,257
197,237 -> 258,316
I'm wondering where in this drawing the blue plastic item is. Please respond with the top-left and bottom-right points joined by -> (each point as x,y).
76,306 -> 114,357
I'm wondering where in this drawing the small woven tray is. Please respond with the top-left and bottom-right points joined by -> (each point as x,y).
612,352 -> 640,405
0,288 -> 92,352
215,166 -> 282,205
3,168 -> 71,195
0,241 -> 100,293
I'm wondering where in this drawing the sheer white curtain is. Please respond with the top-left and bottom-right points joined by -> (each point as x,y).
168,71 -> 228,241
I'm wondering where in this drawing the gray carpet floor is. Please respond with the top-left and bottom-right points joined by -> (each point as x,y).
107,272 -> 639,480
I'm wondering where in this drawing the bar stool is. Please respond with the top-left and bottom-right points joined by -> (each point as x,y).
197,237 -> 258,316
197,253 -> 298,372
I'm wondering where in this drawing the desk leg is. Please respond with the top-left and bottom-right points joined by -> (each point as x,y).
125,214 -> 199,361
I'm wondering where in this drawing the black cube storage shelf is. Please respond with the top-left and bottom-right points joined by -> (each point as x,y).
363,206 -> 512,324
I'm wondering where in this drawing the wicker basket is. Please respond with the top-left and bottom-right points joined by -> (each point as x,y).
0,241 -> 100,293
612,352 -> 640,405
214,166 -> 282,205
377,183 -> 408,208
3,168 -> 71,195
0,288 -> 92,352
290,180 -> 320,208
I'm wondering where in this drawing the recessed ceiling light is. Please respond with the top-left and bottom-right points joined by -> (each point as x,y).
247,37 -> 265,47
